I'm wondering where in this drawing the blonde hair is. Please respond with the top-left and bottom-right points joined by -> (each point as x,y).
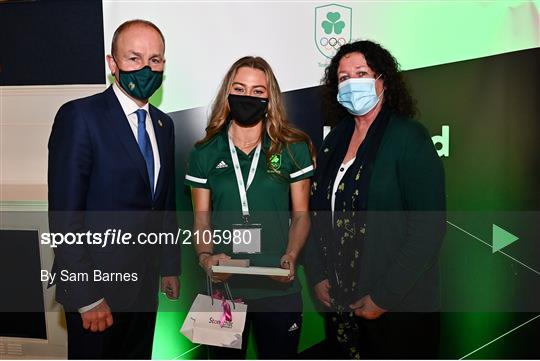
198,56 -> 315,166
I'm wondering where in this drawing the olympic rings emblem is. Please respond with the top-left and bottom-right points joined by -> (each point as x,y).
319,37 -> 346,50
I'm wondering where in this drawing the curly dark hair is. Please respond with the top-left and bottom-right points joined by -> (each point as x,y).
322,40 -> 417,125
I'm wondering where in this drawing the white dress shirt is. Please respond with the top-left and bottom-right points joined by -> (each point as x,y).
113,83 -> 161,191
78,84 -> 162,313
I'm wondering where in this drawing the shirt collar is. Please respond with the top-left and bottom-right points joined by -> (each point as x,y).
112,82 -> 150,117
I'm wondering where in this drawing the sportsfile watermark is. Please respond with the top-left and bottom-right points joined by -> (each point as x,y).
39,228 -> 254,248
1,210 -> 539,313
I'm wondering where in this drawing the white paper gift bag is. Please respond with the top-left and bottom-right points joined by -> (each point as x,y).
180,293 -> 248,349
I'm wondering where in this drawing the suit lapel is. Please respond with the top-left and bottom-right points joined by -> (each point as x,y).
149,106 -> 167,200
103,87 -> 152,195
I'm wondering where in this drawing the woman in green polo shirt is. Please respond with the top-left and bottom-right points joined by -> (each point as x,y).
185,56 -> 314,359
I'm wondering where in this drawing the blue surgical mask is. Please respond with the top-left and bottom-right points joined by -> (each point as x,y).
336,75 -> 383,116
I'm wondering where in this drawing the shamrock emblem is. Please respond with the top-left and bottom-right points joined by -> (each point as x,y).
269,153 -> 281,170
321,12 -> 345,35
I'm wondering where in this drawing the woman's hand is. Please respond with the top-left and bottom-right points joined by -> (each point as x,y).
270,179 -> 310,284
199,253 -> 232,283
269,253 -> 297,283
349,295 -> 386,320
314,279 -> 331,307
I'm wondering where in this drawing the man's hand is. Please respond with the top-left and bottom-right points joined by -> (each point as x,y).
81,299 -> 113,332
161,276 -> 180,300
350,295 -> 386,320
314,279 -> 331,307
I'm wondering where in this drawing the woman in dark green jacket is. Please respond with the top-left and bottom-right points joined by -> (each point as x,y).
305,40 -> 446,359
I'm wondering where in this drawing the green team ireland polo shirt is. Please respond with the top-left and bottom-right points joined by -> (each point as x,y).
185,129 -> 314,300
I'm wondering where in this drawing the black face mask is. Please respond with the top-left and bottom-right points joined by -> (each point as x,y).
228,94 -> 269,126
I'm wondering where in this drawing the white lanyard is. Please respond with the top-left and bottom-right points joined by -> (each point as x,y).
228,131 -> 261,223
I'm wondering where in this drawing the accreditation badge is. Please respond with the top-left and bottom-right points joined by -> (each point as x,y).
231,223 -> 262,254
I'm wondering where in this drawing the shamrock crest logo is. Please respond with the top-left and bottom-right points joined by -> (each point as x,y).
321,12 -> 345,35
315,4 -> 352,59
269,154 -> 281,170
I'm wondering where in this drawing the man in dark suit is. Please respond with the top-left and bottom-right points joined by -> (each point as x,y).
48,19 -> 181,359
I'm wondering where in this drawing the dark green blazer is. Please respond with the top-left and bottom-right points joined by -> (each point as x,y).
305,112 -> 446,312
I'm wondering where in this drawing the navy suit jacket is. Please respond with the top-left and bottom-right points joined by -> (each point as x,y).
48,86 -> 181,312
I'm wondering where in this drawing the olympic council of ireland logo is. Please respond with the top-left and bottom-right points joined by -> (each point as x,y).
269,153 -> 281,173
315,3 -> 352,60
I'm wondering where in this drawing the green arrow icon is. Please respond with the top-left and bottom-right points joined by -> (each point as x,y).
492,224 -> 519,253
